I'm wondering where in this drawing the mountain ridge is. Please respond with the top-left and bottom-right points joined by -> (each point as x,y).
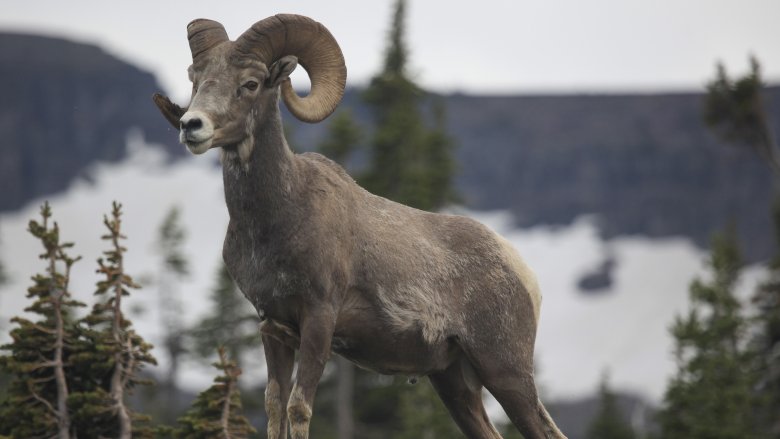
1,32 -> 776,261
0,32 -> 181,212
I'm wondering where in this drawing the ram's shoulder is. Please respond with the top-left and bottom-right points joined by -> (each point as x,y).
298,152 -> 355,183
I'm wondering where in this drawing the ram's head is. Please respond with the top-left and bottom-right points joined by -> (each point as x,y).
153,14 -> 347,155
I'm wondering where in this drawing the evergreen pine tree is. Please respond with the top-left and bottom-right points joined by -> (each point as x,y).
0,202 -> 85,438
70,201 -> 157,438
704,56 -> 779,437
190,262 -> 261,367
658,228 -> 758,438
421,98 -> 459,206
157,206 -> 190,390
171,347 -> 256,439
585,373 -> 635,439
318,109 -> 362,167
704,56 -> 779,174
187,262 -> 262,437
753,199 -> 780,437
361,0 -> 457,212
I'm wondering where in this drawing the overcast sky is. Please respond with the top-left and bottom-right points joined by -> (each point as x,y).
2,0 -> 779,101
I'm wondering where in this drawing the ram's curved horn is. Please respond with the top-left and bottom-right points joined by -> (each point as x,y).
187,19 -> 229,61
235,14 -> 347,123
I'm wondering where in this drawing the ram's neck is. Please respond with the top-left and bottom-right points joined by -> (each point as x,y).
222,101 -> 298,225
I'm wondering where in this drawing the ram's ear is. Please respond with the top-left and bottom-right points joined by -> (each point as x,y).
266,55 -> 298,88
152,93 -> 186,128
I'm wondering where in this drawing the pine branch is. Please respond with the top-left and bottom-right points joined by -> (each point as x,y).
29,375 -> 56,385
120,335 -> 136,390
29,322 -> 57,335
35,351 -> 54,365
27,380 -> 59,418
60,252 -> 80,306
29,360 -> 58,371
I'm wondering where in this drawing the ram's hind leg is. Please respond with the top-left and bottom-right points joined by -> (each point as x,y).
429,358 -> 503,439
464,338 -> 567,439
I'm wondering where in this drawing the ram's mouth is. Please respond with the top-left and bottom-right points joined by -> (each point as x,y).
183,137 -> 213,154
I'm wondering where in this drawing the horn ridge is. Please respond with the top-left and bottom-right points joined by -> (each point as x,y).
235,14 -> 347,123
187,19 -> 229,60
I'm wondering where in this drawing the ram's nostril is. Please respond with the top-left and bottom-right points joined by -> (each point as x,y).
181,118 -> 203,131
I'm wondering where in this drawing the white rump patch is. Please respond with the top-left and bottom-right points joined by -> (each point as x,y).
496,235 -> 542,323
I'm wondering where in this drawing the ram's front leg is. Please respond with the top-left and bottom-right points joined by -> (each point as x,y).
288,305 -> 336,439
261,327 -> 295,439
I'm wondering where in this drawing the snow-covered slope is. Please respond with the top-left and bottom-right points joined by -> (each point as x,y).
476,211 -> 763,402
0,138 -> 764,404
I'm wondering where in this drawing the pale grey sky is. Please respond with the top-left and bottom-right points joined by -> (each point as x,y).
2,0 -> 779,101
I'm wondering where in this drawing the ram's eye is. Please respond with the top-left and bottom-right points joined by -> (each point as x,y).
243,81 -> 259,91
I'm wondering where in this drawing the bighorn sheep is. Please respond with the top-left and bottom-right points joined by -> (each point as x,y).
152,14 -> 566,439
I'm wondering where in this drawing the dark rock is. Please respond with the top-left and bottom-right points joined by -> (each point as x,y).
0,33 -> 181,212
577,256 -> 617,293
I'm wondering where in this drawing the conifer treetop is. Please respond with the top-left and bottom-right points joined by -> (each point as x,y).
0,202 -> 85,439
87,201 -> 156,439
172,346 -> 256,438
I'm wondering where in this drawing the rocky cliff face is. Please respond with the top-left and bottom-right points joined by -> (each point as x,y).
285,87 -> 780,261
291,88 -> 779,262
445,91 -> 778,261
1,32 -> 776,261
0,33 -> 179,211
